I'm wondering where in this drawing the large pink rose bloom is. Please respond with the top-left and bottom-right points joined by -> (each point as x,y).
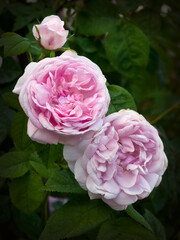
13,50 -> 110,145
33,15 -> 68,50
64,109 -> 167,210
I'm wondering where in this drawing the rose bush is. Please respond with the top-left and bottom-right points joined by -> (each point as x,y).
33,15 -> 69,50
64,109 -> 168,210
13,50 -> 110,145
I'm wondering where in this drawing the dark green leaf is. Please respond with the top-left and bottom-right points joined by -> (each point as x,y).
69,36 -> 97,53
39,199 -> 111,240
11,111 -> 32,150
107,85 -> 136,115
144,209 -> 166,240
30,151 -> 59,179
26,26 -> 43,58
76,0 -> 119,36
13,207 -> 43,238
7,2 -> 35,16
0,33 -> 30,57
9,170 -> 45,214
2,92 -> 21,110
105,23 -> 150,79
30,144 -> 63,178
13,15 -> 37,32
0,151 -> 30,178
97,217 -> 157,240
126,205 -> 152,231
43,168 -> 85,193
0,57 -> 22,84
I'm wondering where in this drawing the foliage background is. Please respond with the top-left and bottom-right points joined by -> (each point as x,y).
0,0 -> 180,239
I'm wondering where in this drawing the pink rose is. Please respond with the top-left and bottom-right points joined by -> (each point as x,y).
13,50 -> 110,145
64,109 -> 168,210
33,15 -> 69,50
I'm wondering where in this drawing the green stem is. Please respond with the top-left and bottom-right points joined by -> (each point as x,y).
41,192 -> 49,226
38,52 -> 46,61
50,51 -> 55,58
28,49 -> 33,62
151,101 -> 180,125
126,205 -> 152,231
60,47 -> 77,53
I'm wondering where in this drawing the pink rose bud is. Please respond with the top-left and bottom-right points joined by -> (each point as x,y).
13,50 -> 110,145
64,109 -> 168,210
32,15 -> 69,50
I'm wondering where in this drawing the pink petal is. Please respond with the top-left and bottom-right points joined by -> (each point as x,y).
102,179 -> 120,197
13,62 -> 37,94
102,198 -> 127,211
117,169 -> 138,188
27,119 -> 59,144
143,173 -> 160,190
114,191 -> 137,205
74,159 -> 88,190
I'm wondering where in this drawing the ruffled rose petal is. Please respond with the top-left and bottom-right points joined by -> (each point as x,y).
27,120 -> 59,144
114,191 -> 138,205
13,62 -> 37,94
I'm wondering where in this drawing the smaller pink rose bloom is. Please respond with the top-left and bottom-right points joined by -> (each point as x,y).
13,50 -> 110,145
64,109 -> 168,210
33,15 -> 69,50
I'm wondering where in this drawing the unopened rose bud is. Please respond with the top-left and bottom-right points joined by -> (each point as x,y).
33,15 -> 69,50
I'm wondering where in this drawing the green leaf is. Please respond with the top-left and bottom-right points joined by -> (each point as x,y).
7,2 -> 54,31
13,207 -> 43,238
30,144 -> 63,178
69,36 -> 97,53
43,168 -> 85,193
0,57 -> 22,84
30,152 -> 59,179
107,85 -> 136,115
126,205 -> 152,231
2,92 -> 21,110
11,111 -> 32,151
26,26 -> 42,57
0,151 -> 30,178
144,209 -> 166,240
39,199 -> 112,240
9,170 -> 45,214
97,217 -> 157,240
76,0 -> 119,36
0,33 -> 30,57
105,23 -> 150,79
13,15 -> 37,32
7,2 -> 35,16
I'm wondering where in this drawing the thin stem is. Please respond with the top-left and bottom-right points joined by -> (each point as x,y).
28,49 -> 33,62
151,101 -> 180,125
41,192 -> 49,226
38,52 -> 46,61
